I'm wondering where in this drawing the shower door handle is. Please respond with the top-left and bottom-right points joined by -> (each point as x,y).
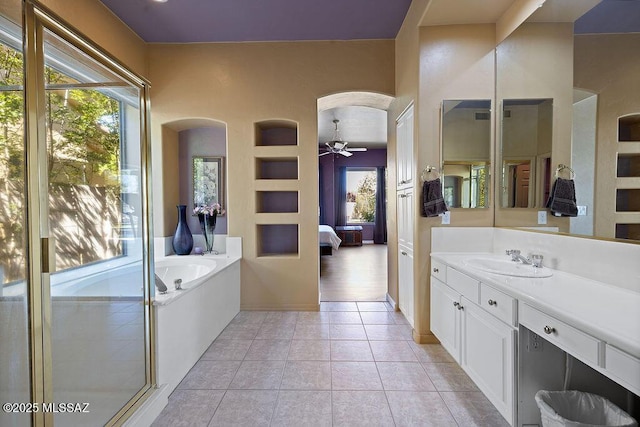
41,237 -> 56,274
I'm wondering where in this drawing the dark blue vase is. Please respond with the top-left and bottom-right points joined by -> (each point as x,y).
172,205 -> 193,255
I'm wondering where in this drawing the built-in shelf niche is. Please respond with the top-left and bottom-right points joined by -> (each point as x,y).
256,191 -> 298,213
615,224 -> 640,241
256,157 -> 298,180
618,114 -> 640,142
616,189 -> 640,212
617,153 -> 640,177
255,120 -> 298,146
257,224 -> 299,256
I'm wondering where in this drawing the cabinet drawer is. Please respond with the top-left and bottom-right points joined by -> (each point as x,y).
520,303 -> 602,367
480,284 -> 517,327
605,345 -> 640,395
446,267 -> 479,303
431,259 -> 446,283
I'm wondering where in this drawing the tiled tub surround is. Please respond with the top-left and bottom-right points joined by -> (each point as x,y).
151,302 -> 509,427
431,227 -> 640,426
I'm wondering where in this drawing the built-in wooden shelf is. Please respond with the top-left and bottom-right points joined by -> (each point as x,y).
256,191 -> 298,213
255,120 -> 298,146
255,157 -> 298,180
618,114 -> 640,142
257,224 -> 299,257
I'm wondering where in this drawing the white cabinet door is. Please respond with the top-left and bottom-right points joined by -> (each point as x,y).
430,277 -> 460,362
397,189 -> 414,251
461,296 -> 515,425
396,104 -> 414,189
398,247 -> 414,328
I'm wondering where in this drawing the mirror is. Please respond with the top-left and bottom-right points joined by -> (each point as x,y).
495,0 -> 640,242
441,100 -> 491,208
500,99 -> 553,209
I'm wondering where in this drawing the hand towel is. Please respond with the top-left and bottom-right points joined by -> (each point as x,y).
422,178 -> 448,217
546,177 -> 578,217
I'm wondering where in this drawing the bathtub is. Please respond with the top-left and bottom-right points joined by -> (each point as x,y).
152,253 -> 241,398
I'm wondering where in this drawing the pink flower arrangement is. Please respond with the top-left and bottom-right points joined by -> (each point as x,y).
193,202 -> 225,216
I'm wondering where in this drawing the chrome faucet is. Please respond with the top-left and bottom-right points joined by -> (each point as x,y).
506,250 -> 544,268
505,249 -> 532,265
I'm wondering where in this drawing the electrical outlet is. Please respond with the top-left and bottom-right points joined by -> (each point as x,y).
527,330 -> 543,352
577,205 -> 587,216
537,210 -> 547,225
441,211 -> 451,225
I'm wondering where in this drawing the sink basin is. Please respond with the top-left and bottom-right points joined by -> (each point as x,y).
463,257 -> 553,278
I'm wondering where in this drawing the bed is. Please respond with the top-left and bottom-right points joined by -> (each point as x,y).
319,225 -> 341,255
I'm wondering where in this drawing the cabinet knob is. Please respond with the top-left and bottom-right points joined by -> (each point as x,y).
453,302 -> 459,307
433,267 -> 439,273
543,326 -> 556,335
401,251 -> 407,256
488,299 -> 497,306
457,305 -> 464,311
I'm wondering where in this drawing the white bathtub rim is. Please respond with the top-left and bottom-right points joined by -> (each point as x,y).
153,255 -> 241,306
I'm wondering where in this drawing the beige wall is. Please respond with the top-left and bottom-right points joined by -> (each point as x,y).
39,0 -> 147,78
148,40 -> 394,310
574,33 -> 640,239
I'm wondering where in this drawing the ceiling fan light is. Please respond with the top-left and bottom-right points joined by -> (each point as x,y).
333,141 -> 345,150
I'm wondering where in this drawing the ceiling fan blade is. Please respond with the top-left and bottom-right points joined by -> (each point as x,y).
319,151 -> 332,157
339,150 -> 353,157
346,147 -> 367,152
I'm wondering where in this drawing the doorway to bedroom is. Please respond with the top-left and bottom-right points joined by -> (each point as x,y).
317,92 -> 391,302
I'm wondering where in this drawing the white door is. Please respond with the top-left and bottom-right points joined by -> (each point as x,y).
396,104 -> 414,189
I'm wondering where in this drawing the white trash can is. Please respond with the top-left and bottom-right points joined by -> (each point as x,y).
535,390 -> 638,427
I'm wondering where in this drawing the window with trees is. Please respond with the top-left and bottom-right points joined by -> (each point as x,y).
346,168 -> 377,223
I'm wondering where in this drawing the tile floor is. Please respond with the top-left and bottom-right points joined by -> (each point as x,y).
152,301 -> 509,426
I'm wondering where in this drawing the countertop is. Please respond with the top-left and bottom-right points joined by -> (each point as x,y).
431,252 -> 640,358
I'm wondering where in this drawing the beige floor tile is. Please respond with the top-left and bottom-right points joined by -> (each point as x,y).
201,339 -> 252,361
287,340 -> 331,360
228,360 -> 285,390
244,339 -> 291,360
440,391 -> 510,426
330,340 -> 374,361
331,362 -> 382,390
280,360 -> 331,390
255,322 -> 295,339
376,362 -> 436,391
263,311 -> 299,324
208,390 -> 278,427
293,323 -> 330,340
386,391 -> 457,426
357,302 -> 389,312
330,324 -> 367,340
360,311 -> 396,325
320,302 -> 359,311
408,342 -> 455,363
230,311 -> 267,325
332,390 -> 394,426
271,390 -> 332,427
423,362 -> 479,391
176,360 -> 241,390
329,311 -> 363,324
296,311 -> 331,324
369,340 -> 418,362
151,389 -> 223,427
217,323 -> 261,340
365,324 -> 413,340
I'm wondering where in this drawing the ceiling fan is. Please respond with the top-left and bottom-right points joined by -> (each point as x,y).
319,119 -> 367,157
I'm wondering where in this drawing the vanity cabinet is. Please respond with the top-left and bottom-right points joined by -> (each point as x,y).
397,188 -> 414,327
430,264 -> 516,425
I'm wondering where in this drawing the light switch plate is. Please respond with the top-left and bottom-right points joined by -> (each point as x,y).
577,205 -> 587,216
537,210 -> 547,224
441,211 -> 451,225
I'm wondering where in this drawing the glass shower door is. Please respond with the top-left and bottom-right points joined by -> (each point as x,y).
41,27 -> 149,426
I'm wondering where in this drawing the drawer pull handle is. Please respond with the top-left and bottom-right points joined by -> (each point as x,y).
488,299 -> 497,306
433,267 -> 439,273
543,326 -> 556,335
453,302 -> 459,307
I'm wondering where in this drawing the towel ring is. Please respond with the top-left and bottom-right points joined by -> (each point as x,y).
554,164 -> 576,179
421,165 -> 441,182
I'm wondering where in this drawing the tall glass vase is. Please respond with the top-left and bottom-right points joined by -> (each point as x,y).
198,212 -> 217,253
172,205 -> 193,255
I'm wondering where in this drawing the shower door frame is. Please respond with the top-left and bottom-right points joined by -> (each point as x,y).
22,1 -> 155,425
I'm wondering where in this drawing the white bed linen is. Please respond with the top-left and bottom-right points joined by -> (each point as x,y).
319,225 -> 341,250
